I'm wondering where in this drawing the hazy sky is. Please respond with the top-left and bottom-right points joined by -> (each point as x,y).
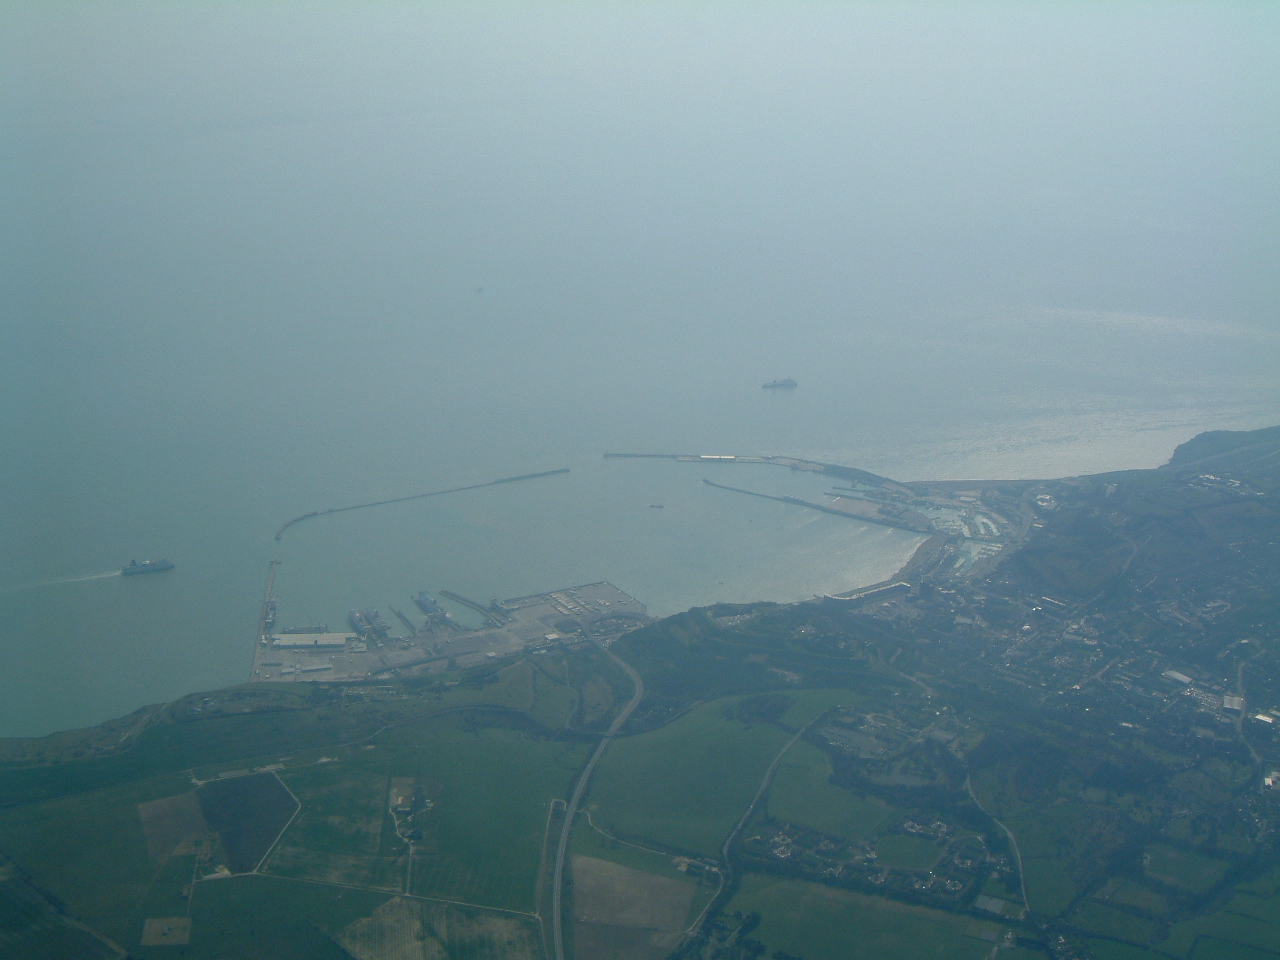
4,2 -> 1279,482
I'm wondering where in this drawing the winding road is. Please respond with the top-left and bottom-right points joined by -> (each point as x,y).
966,774 -> 1029,912
721,716 -> 821,869
551,640 -> 645,960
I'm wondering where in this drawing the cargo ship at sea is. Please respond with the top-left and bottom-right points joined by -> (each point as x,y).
762,378 -> 797,389
122,559 -> 175,576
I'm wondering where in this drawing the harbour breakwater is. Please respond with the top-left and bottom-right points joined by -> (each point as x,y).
273,468 -> 570,540
603,451 -> 902,491
701,478 -> 933,535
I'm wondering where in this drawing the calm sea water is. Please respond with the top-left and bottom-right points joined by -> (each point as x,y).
3,364 -> 1276,738
4,4 -> 1278,736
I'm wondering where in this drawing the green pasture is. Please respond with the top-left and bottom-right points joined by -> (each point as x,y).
875,833 -> 942,871
571,817 -> 689,883
451,658 -> 573,725
1084,939 -> 1165,960
970,778 -> 1095,917
263,764 -> 404,893
1093,877 -> 1169,915
527,665 -> 579,731
1094,864 -> 1280,960
1019,855 -> 1077,920
0,703 -> 366,812
0,659 -> 580,814
777,689 -> 857,729
569,818 -> 718,928
0,870 -> 119,960
0,771 -> 190,946
267,711 -> 586,913
0,660 -> 590,952
728,874 -> 999,960
183,873 -> 390,960
1001,949 -> 1051,960
766,738 -> 895,839
588,695 -> 794,857
341,895 -> 543,960
1163,909 -> 1280,958
982,874 -> 1023,903
1237,866 -> 1280,897
1190,939 -> 1280,960
1069,902 -> 1157,943
1144,844 -> 1229,894
1227,891 -> 1280,923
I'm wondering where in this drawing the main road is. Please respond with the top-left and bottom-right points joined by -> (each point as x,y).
551,639 -> 645,960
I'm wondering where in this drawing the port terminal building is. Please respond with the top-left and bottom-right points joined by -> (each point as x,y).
270,633 -> 353,648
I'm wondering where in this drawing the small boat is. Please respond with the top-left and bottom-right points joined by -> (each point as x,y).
649,504 -> 665,509
762,378 -> 797,389
122,559 -> 175,576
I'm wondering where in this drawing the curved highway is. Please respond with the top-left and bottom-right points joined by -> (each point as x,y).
551,640 -> 644,960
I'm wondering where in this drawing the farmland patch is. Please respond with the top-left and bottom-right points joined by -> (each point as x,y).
589,696 -> 791,857
572,855 -> 697,960
340,896 -> 540,960
197,772 -> 298,873
728,874 -> 998,960
767,739 -> 894,839
138,790 -> 211,861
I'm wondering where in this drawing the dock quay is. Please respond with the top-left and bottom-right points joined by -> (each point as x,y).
389,606 -> 418,636
250,582 -> 650,685
440,589 -> 507,625
256,561 -> 281,639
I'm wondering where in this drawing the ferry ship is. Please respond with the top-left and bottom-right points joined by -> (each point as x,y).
122,559 -> 175,576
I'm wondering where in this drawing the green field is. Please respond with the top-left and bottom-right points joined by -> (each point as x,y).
569,818 -> 720,930
1227,891 -> 1280,923
263,762 -> 405,894
1078,864 -> 1280,960
0,661 -> 596,954
570,814 -> 721,936
0,866 -> 120,960
183,874 -> 387,960
588,695 -> 795,857
1093,877 -> 1169,916
1069,901 -> 1157,943
571,817 -> 692,884
1084,939 -> 1166,960
970,777 -> 1093,917
0,771 -> 192,946
1162,909 -> 1280,958
1190,939 -> 1280,960
1237,866 -> 1280,897
1144,844 -> 1229,894
767,738 -> 895,839
874,833 -> 942,871
180,873 -> 541,960
728,874 -> 1000,960
265,711 -> 587,913
777,689 -> 859,729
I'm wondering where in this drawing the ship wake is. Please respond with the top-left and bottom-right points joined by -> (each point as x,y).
1,571 -> 122,593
